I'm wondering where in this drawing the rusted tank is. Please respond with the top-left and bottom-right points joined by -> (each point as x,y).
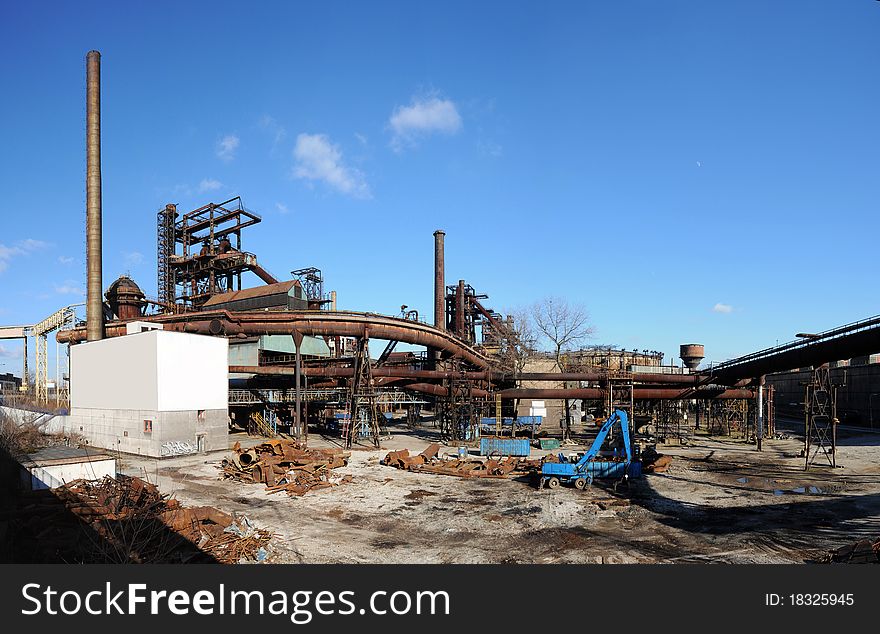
680,344 -> 705,371
104,275 -> 145,320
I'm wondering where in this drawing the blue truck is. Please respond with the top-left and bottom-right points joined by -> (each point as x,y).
539,409 -> 639,490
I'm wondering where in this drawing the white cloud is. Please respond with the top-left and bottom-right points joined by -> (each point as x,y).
293,133 -> 370,199
123,251 -> 144,267
0,343 -> 21,359
712,303 -> 733,314
354,132 -> 368,145
58,255 -> 74,265
275,202 -> 290,215
259,115 -> 287,148
17,238 -> 49,251
0,238 -> 49,273
388,95 -> 462,150
198,178 -> 223,193
216,134 -> 240,161
0,247 -> 16,273
55,281 -> 85,296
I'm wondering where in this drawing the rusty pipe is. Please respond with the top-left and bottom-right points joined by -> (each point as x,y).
456,279 -> 465,337
231,365 -> 728,386
58,310 -> 491,368
512,372 -> 708,384
401,382 -> 490,398
230,365 -> 489,380
86,50 -> 103,341
497,388 -> 756,400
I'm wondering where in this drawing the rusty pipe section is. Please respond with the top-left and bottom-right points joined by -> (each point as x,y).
401,382 -> 490,398
513,372 -> 707,385
230,365 -> 728,386
433,230 -> 445,330
57,309 -> 492,368
231,365 -> 488,380
86,50 -> 103,341
498,387 -> 756,400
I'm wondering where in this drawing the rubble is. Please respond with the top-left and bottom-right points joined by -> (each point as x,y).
51,474 -> 271,563
382,444 -> 535,479
820,537 -> 880,564
221,439 -> 352,496
641,447 -> 672,473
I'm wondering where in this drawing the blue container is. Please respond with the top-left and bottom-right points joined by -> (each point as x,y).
479,437 -> 530,457
542,460 -> 642,480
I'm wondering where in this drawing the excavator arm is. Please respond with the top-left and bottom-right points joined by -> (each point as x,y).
574,409 -> 631,468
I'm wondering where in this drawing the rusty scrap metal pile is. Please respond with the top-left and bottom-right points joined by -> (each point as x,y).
821,537 -> 880,564
221,439 -> 352,495
382,444 -> 538,478
35,475 -> 270,563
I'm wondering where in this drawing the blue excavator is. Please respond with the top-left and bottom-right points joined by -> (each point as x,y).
539,409 -> 640,490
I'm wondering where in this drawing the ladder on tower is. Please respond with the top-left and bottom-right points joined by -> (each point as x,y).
344,338 -> 380,448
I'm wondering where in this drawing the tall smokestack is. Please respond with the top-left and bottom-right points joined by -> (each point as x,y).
86,50 -> 103,341
433,230 -> 445,330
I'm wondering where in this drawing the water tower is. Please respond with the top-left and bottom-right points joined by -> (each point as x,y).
679,344 -> 705,371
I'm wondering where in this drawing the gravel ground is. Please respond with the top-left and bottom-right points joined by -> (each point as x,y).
118,422 -> 880,564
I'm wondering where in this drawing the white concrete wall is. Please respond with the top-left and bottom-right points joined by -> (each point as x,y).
66,408 -> 228,456
23,457 -> 116,490
156,331 -> 228,411
71,331 -> 228,412
71,332 -> 160,410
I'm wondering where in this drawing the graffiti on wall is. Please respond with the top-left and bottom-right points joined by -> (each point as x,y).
160,440 -> 196,457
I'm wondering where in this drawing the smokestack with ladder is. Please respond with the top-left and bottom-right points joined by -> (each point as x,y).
86,50 -> 104,341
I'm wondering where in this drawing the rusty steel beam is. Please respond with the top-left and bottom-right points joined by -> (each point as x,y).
85,50 -> 103,342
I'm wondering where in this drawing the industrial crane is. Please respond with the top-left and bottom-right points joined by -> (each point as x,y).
539,409 -> 639,489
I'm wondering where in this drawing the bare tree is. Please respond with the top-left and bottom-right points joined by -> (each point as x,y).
528,296 -> 595,440
497,308 -> 537,375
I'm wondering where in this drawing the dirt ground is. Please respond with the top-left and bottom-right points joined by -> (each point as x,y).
119,420 -> 880,564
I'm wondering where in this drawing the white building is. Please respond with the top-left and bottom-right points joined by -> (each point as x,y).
67,328 -> 229,457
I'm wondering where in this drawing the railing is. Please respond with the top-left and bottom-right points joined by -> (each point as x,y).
229,388 -> 429,406
248,410 -> 275,437
712,314 -> 880,371
229,388 -> 347,405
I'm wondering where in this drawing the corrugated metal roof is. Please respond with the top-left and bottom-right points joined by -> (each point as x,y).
202,280 -> 300,307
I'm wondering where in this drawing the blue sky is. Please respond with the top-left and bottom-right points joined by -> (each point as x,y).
1,1 -> 878,377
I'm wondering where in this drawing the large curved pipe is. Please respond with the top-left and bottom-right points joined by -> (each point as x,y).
57,309 -> 492,368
